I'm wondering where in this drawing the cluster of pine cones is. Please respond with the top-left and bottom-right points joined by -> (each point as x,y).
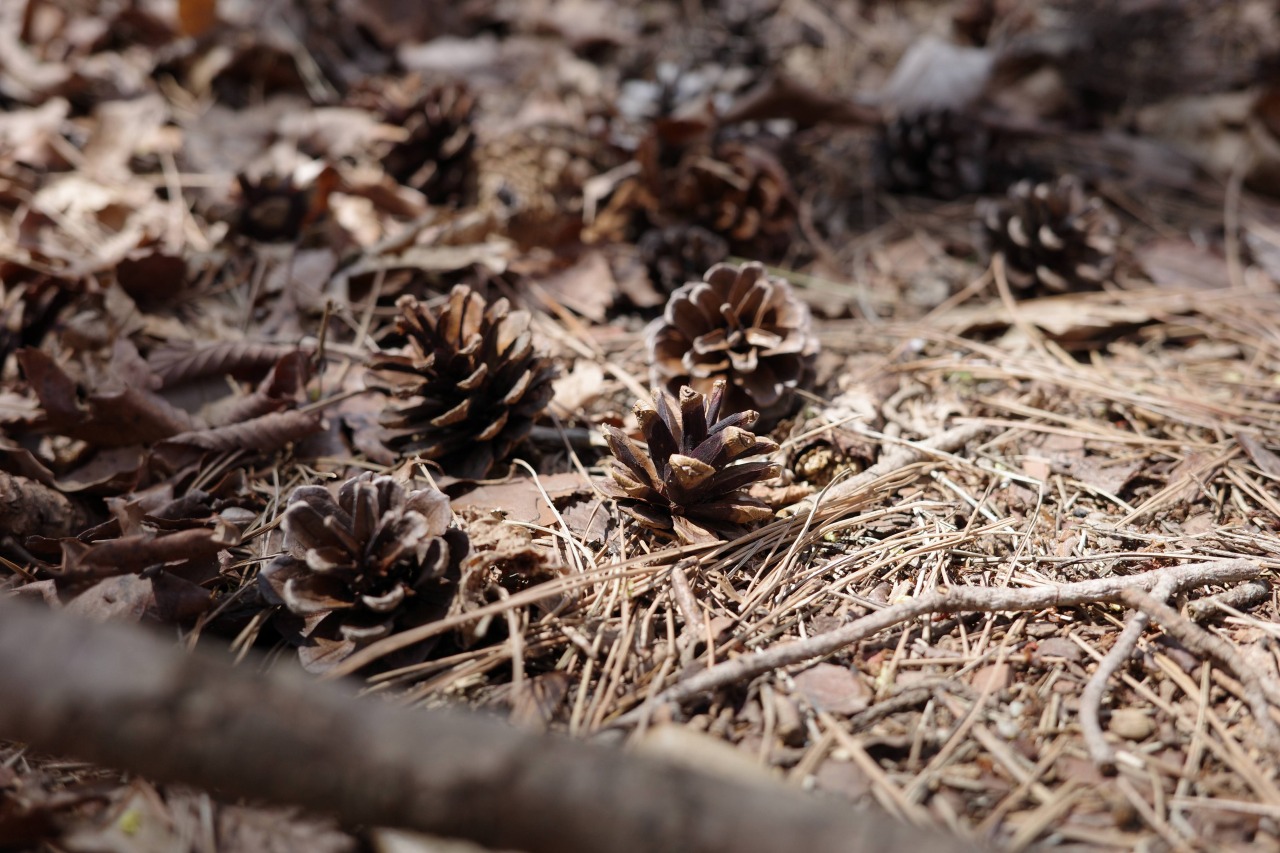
265,260 -> 819,668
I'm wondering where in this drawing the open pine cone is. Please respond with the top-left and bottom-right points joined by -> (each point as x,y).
259,473 -> 469,672
589,126 -> 796,257
348,76 -> 477,206
604,380 -> 780,543
665,140 -> 795,250
369,285 -> 557,478
875,109 -> 990,199
978,175 -> 1120,293
646,261 -> 818,427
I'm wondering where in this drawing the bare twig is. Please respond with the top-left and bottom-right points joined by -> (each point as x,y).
1187,579 -> 1272,622
1118,587 -> 1280,748
1080,576 -> 1177,772
608,560 -> 1261,729
0,599 -> 984,853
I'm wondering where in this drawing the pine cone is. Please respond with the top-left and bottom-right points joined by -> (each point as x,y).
479,123 -> 622,249
665,139 -> 796,252
646,261 -> 818,427
638,225 -> 730,295
234,169 -> 336,242
593,127 -> 797,256
369,285 -> 557,478
604,380 -> 780,543
259,473 -> 468,672
875,109 -> 990,198
349,76 -> 477,206
978,175 -> 1120,293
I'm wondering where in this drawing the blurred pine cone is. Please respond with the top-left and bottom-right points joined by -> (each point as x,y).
978,175 -> 1119,293
259,472 -> 468,672
369,285 -> 557,478
603,380 -> 780,543
479,123 -> 622,249
349,76 -> 477,205
875,109 -> 990,198
638,225 -> 730,295
592,126 -> 797,257
666,140 -> 796,249
235,171 -> 328,242
646,261 -> 818,427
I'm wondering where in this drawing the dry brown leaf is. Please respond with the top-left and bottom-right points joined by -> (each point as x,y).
791,663 -> 872,715
538,251 -> 615,322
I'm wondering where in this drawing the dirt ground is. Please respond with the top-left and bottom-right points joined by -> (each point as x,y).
4,0 -> 1280,850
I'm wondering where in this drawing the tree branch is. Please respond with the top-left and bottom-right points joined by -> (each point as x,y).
610,559 -> 1262,729
0,599 -> 983,853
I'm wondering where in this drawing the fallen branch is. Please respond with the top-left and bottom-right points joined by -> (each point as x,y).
1080,575 -> 1177,772
0,599 -> 982,853
609,559 -> 1261,729
1187,578 -> 1272,621
1118,587 -> 1280,747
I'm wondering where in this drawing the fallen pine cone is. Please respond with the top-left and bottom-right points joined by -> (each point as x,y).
875,109 -> 990,199
369,285 -> 558,478
638,224 -> 730,296
348,75 -> 477,206
603,380 -> 780,544
978,174 -> 1120,293
646,261 -> 818,427
259,472 -> 468,673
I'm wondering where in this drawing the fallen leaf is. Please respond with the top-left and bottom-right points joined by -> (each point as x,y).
791,663 -> 871,715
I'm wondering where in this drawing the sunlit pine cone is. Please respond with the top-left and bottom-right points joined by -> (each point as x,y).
646,261 -> 818,427
977,175 -> 1120,293
875,109 -> 990,199
259,473 -> 469,672
349,76 -> 477,206
603,380 -> 780,543
369,285 -> 557,478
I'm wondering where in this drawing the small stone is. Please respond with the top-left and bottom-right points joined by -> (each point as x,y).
1109,708 -> 1155,741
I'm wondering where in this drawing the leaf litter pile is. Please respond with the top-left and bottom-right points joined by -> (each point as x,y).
4,0 -> 1280,850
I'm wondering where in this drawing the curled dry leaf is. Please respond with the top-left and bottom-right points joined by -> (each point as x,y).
18,349 -> 196,446
57,522 -> 240,581
158,409 -> 324,453
203,351 -> 313,427
148,340 -> 305,388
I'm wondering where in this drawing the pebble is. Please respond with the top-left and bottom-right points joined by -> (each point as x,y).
1109,708 -> 1155,741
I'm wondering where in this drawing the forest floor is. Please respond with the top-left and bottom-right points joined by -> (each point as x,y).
4,0 -> 1280,851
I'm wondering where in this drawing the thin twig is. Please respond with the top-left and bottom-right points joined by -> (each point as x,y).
607,560 -> 1261,729
1118,587 -> 1280,748
1080,575 -> 1177,772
